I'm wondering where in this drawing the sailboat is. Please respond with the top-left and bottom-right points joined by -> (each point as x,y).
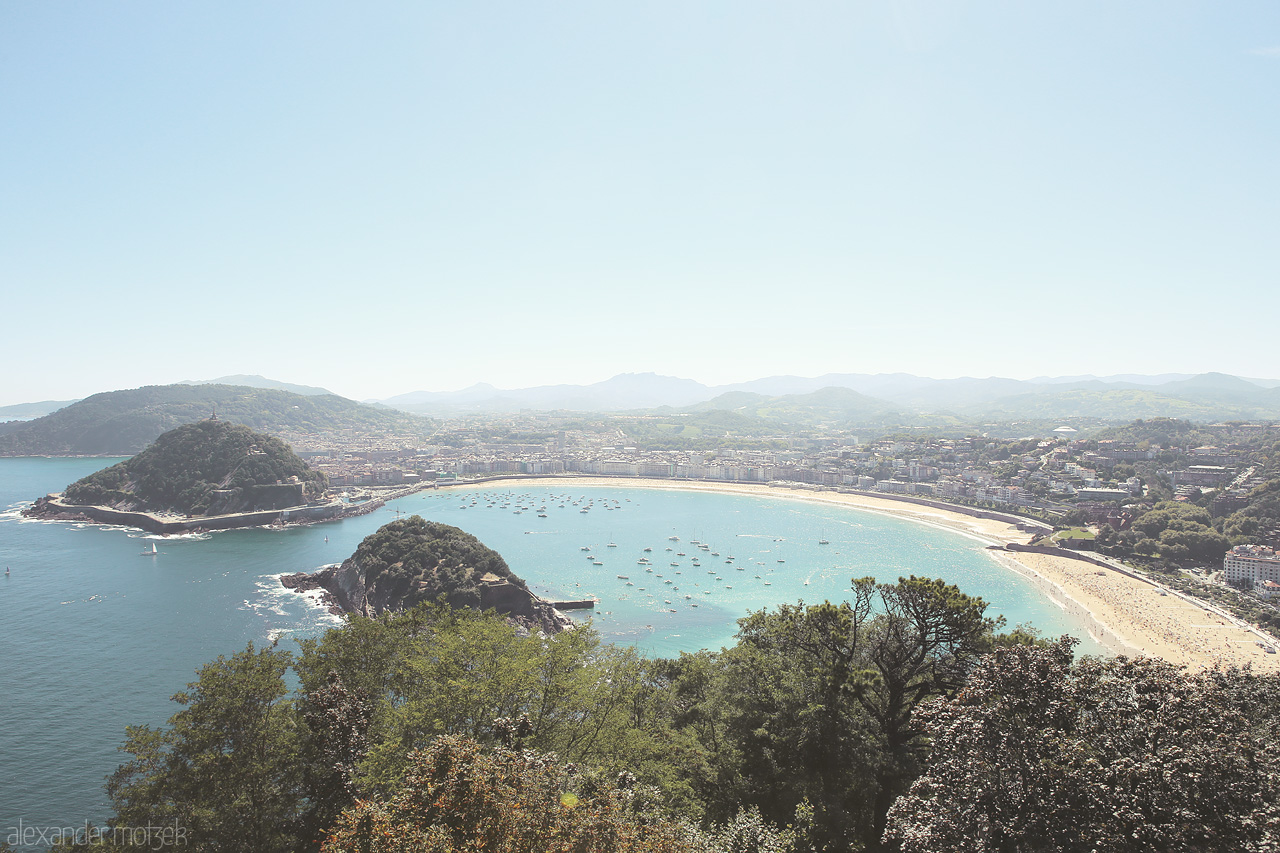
141,543 -> 158,556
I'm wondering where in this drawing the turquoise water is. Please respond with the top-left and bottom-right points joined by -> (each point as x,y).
0,459 -> 1098,839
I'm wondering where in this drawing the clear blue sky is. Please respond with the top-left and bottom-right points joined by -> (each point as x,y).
2,2 -> 1277,406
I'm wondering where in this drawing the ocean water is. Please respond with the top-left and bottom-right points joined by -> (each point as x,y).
0,459 -> 1099,839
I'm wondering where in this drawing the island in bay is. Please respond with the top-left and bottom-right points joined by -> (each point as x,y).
23,418 -> 374,532
281,515 -> 578,634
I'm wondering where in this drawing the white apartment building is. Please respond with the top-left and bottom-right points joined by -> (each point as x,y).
1223,545 -> 1280,586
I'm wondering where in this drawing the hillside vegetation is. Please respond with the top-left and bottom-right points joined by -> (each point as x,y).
104,591 -> 1280,853
0,383 -> 430,456
61,420 -> 327,515
347,515 -> 521,611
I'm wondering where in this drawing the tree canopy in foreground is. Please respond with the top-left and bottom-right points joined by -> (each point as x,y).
885,638 -> 1280,852
94,582 -> 1280,853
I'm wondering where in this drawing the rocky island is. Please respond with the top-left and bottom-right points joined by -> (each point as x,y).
24,419 -> 374,532
281,515 -> 577,634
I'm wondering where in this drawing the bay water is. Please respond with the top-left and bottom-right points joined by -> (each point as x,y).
0,458 -> 1099,839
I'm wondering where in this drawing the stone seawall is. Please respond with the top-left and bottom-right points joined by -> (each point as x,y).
1004,542 -> 1152,583
990,548 -> 1145,657
25,495 -> 382,534
841,490 -> 1055,533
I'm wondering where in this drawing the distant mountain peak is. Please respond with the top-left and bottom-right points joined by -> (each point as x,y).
368,370 -> 1280,421
179,375 -> 334,396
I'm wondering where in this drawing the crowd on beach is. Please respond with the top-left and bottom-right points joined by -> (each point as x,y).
1006,551 -> 1280,672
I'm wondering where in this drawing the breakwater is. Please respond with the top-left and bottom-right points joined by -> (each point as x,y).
24,494 -> 383,534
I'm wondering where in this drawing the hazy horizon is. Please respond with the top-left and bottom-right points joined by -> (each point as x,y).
4,3 -> 1277,406
7,367 -> 1280,411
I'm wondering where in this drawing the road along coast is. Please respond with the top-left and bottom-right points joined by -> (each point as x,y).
439,475 -> 1280,672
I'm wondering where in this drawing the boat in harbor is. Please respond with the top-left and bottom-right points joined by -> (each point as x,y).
141,543 -> 158,556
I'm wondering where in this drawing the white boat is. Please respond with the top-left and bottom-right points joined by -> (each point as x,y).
141,543 -> 157,556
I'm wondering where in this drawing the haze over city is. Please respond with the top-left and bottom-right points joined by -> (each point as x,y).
3,2 -> 1277,407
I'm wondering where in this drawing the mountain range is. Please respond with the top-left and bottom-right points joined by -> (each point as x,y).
369,371 -> 1280,422
6,373 -> 1280,452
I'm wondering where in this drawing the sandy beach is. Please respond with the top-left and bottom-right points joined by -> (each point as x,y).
446,476 -> 1280,672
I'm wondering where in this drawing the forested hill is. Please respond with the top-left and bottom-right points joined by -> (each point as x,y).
58,420 -> 328,515
0,383 -> 430,456
353,516 -> 520,610
298,516 -> 568,621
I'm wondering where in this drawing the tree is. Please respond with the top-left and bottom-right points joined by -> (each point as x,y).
319,735 -> 695,853
696,577 -> 1002,852
714,594 -> 879,850
107,643 -> 303,853
884,639 -> 1280,852
859,577 -> 1000,842
297,669 -> 373,849
295,603 -> 682,807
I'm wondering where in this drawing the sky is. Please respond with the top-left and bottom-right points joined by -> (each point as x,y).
2,1 -> 1278,406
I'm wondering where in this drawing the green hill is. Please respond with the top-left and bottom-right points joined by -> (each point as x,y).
972,388 -> 1239,421
285,516 -> 572,632
0,383 -> 431,456
343,516 -> 520,611
61,420 -> 328,515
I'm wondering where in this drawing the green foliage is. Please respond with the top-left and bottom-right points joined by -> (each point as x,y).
295,603 -> 667,797
0,383 -> 431,456
62,420 -> 327,515
696,805 -> 814,853
349,516 -> 516,610
320,735 -> 695,853
1222,479 -> 1280,541
677,577 -> 1001,852
1125,501 -> 1231,564
614,410 -> 789,452
104,575 -> 1273,853
979,390 -> 1245,422
107,643 -> 303,853
884,638 -> 1280,852
1090,417 -> 1218,449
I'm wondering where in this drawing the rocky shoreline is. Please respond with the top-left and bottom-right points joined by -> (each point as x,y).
279,561 -> 577,636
